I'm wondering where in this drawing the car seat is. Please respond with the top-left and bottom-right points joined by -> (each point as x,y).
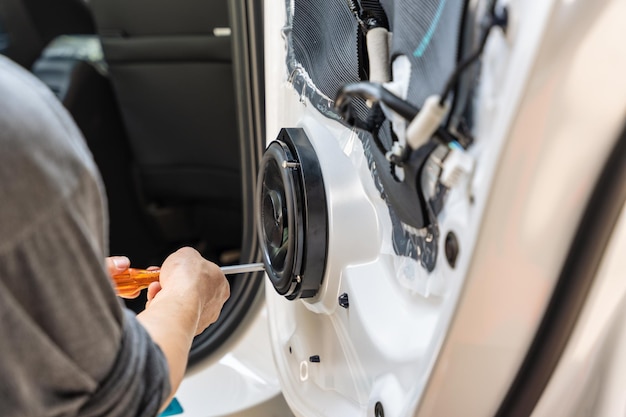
0,0 -> 94,68
88,0 -> 243,263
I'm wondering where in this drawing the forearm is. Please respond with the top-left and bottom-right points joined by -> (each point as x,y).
132,247 -> 230,411
135,291 -> 202,409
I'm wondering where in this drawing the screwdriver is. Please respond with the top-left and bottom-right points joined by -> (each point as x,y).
112,262 -> 266,297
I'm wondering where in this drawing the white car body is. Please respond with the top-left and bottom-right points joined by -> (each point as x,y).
173,0 -> 626,416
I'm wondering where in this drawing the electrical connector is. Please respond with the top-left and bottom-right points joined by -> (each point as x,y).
440,147 -> 475,189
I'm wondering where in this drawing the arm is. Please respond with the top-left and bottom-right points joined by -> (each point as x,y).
133,247 -> 230,410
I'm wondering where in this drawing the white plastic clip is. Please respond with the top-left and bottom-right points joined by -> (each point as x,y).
406,95 -> 448,150
440,148 -> 475,189
385,141 -> 405,162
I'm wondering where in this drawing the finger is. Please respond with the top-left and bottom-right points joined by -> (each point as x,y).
146,266 -> 160,271
119,289 -> 141,299
146,281 -> 162,302
106,256 -> 130,276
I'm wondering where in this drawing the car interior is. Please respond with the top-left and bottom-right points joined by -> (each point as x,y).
3,1 -> 626,416
0,0 -> 266,367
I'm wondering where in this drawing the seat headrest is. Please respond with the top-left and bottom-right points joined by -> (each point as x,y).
89,0 -> 229,37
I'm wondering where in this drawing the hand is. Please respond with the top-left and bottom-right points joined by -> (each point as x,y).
105,256 -> 141,299
147,247 -> 230,335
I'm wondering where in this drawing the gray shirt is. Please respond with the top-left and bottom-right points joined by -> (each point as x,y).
0,55 -> 170,416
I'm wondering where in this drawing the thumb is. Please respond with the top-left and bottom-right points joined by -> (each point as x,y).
106,256 -> 131,276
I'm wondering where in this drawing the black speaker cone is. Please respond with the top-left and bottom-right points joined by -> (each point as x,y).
256,128 -> 328,299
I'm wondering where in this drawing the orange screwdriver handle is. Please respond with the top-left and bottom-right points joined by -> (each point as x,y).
112,268 -> 161,297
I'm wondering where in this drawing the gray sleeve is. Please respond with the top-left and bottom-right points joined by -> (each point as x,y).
0,55 -> 170,417
78,310 -> 172,417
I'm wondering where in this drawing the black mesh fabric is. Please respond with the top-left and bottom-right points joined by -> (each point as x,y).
288,0 -> 369,119
292,1 -> 359,102
290,0 -> 465,112
287,0 -> 466,269
381,0 -> 466,107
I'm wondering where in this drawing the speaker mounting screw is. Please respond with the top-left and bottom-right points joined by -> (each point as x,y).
338,293 -> 349,308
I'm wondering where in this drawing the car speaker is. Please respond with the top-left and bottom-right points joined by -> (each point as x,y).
256,128 -> 328,299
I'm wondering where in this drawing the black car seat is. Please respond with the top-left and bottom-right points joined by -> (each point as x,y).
88,0 -> 243,262
0,0 -> 94,68
0,0 -> 163,270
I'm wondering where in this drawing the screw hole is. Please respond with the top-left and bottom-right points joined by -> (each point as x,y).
445,231 -> 459,268
374,402 -> 384,417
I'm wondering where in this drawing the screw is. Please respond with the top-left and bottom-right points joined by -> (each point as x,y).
282,161 -> 300,169
445,231 -> 459,268
493,6 -> 509,32
309,355 -> 320,363
338,293 -> 350,308
374,402 -> 384,417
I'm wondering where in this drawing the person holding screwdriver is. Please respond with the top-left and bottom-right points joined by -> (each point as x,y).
0,53 -> 230,417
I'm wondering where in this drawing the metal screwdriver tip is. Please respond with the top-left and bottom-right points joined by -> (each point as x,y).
220,262 -> 266,275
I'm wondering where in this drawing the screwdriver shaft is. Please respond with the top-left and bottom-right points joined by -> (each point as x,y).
220,262 -> 266,275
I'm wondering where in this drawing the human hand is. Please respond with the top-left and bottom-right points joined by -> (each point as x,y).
147,247 -> 230,335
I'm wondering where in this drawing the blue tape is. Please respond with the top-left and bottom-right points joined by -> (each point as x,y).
159,398 -> 184,416
413,0 -> 448,58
